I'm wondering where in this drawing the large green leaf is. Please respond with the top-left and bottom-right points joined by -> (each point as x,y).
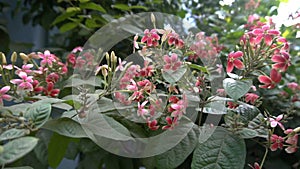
42,118 -> 88,138
154,127 -> 199,169
191,127 -> 246,169
162,66 -> 187,84
235,104 -> 260,124
79,2 -> 106,13
25,102 -> 51,129
0,137 -> 38,165
59,22 -> 78,33
47,133 -> 72,168
0,129 -> 28,142
223,78 -> 252,100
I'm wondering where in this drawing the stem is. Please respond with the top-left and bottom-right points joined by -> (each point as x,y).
260,147 -> 269,168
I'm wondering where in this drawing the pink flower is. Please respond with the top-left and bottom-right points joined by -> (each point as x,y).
15,64 -> 33,75
269,114 -> 285,130
258,69 -> 281,89
116,58 -> 126,72
170,95 -> 187,119
271,51 -> 290,72
270,134 -> 284,151
39,50 -> 57,67
227,102 -> 238,109
287,82 -> 299,91
127,79 -> 138,91
252,25 -> 280,45
137,101 -> 149,117
163,53 -> 182,71
44,82 -> 60,97
67,53 -> 76,67
71,46 -> 83,53
141,29 -> 160,47
10,72 -> 34,91
284,129 -> 298,153
245,93 -> 259,104
46,73 -> 60,83
133,34 -> 139,50
140,61 -> 154,77
162,116 -> 178,130
249,162 -> 261,169
74,57 -> 86,69
216,89 -> 226,97
147,119 -> 159,130
32,80 -> 43,93
0,86 -> 12,105
226,51 -> 244,73
114,92 -> 131,105
167,32 -> 184,48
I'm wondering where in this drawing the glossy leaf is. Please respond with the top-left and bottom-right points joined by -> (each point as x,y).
0,137 -> 38,165
47,133 -> 71,168
25,102 -> 51,129
191,127 -> 246,169
154,127 -> 199,169
223,78 -> 252,100
79,2 -> 106,13
236,128 -> 258,139
59,22 -> 78,33
0,129 -> 28,142
42,118 -> 88,138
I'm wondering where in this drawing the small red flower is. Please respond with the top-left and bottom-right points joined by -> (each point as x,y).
141,29 -> 160,47
258,69 -> 281,89
284,129 -> 298,153
269,114 -> 285,130
271,51 -> 290,72
162,116 -> 178,130
249,162 -> 261,169
245,93 -> 259,104
44,82 -> 60,97
163,53 -> 182,71
227,101 -> 238,109
270,134 -> 284,151
226,51 -> 244,73
147,119 -> 159,130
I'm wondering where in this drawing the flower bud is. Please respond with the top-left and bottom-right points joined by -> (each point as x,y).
293,127 -> 300,133
151,13 -> 156,24
28,52 -> 39,59
20,53 -> 29,61
11,52 -> 17,63
111,51 -> 117,63
0,52 -> 7,65
105,52 -> 110,63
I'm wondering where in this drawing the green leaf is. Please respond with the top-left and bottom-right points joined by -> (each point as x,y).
191,127 -> 246,169
162,66 -> 187,84
0,137 -> 38,165
248,114 -> 268,138
154,127 -> 199,169
42,118 -> 88,138
52,11 -> 78,25
0,129 -> 28,142
189,64 -> 208,73
235,104 -> 260,124
25,102 -> 51,129
223,78 -> 252,100
236,128 -> 258,139
4,167 -> 33,169
59,22 -> 78,33
48,133 -> 71,168
112,4 -> 131,11
129,5 -> 148,11
79,2 -> 106,13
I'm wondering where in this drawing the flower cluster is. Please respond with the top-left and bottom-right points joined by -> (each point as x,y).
0,50 -> 69,104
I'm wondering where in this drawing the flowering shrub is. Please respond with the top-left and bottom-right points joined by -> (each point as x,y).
0,12 -> 299,169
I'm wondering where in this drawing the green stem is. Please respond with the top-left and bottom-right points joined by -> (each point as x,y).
260,147 -> 269,168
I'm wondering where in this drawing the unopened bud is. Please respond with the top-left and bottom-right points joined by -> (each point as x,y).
28,52 -> 39,59
0,52 -> 7,65
105,52 -> 110,63
151,13 -> 156,24
11,52 -> 17,63
111,51 -> 117,63
293,127 -> 300,133
20,53 -> 29,61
